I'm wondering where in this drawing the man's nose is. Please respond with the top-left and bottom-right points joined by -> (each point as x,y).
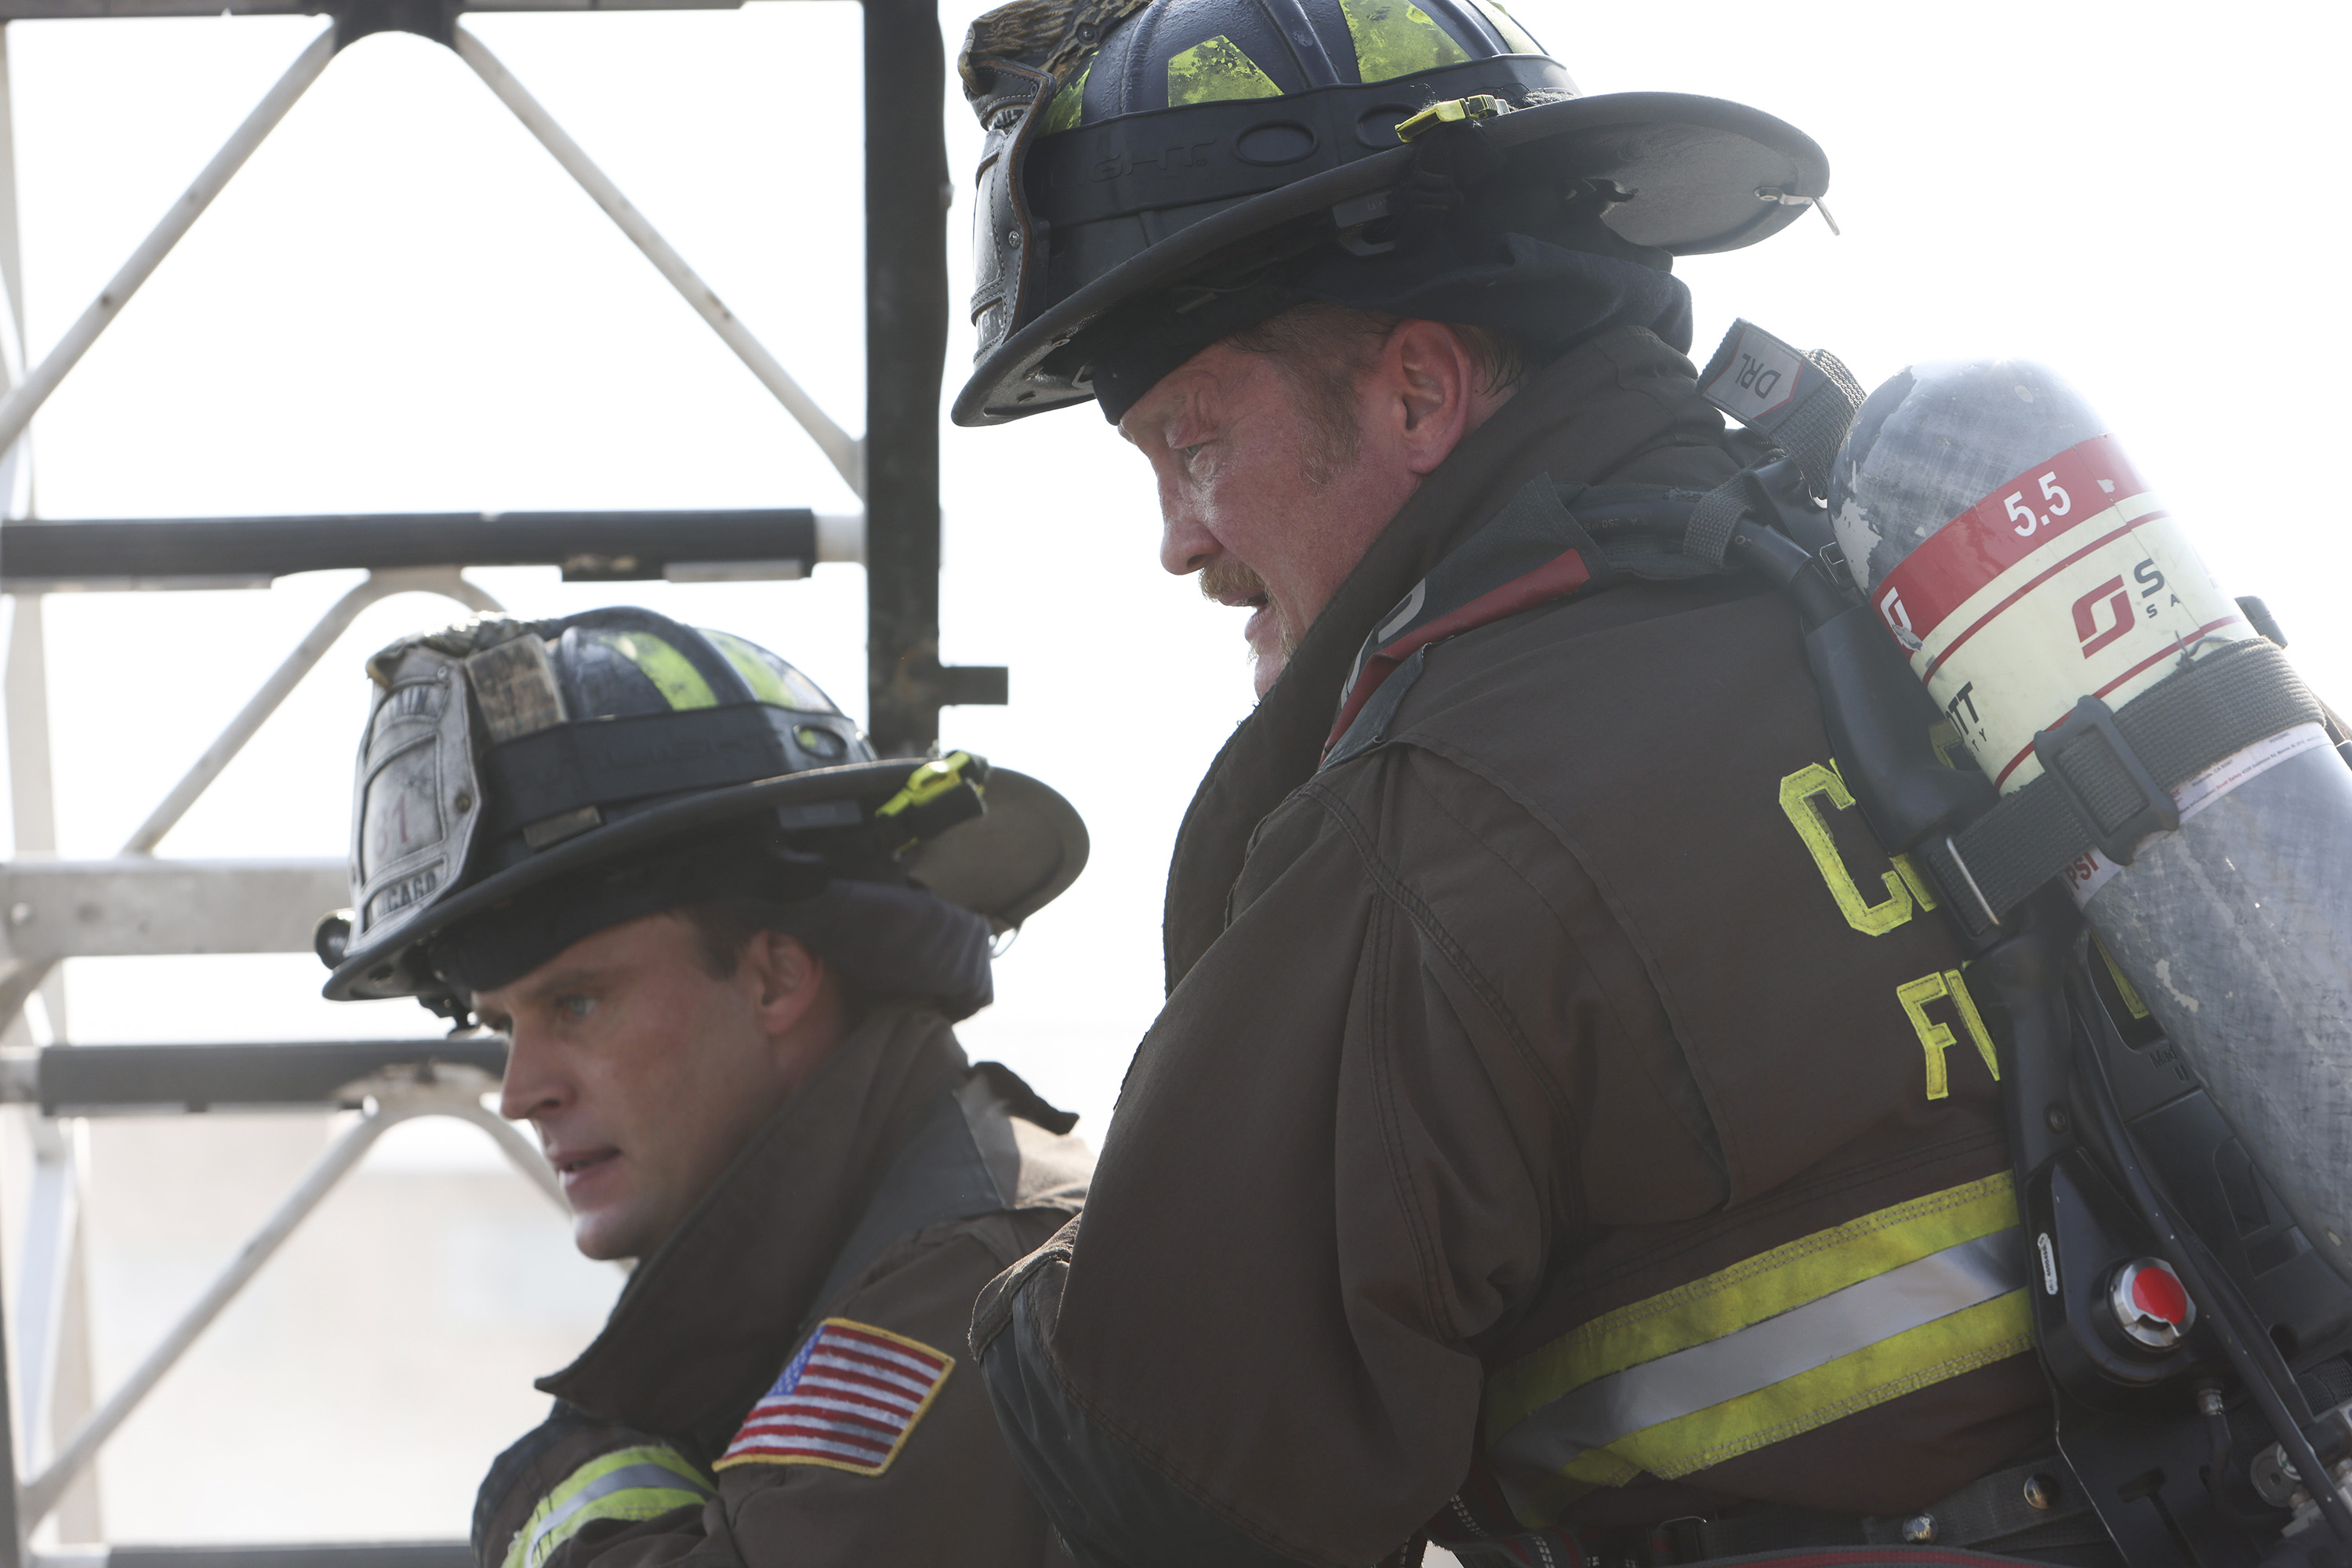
497,1025 -> 568,1123
1160,499 -> 1219,577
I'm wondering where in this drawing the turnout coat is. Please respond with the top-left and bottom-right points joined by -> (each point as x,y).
975,326 -> 2049,1567
477,1000 -> 1091,1566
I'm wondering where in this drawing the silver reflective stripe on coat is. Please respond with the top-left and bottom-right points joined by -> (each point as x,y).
1495,1228 -> 2026,1474
516,1453 -> 713,1567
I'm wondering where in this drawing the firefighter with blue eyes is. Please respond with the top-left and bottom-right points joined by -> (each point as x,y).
314,606 -> 1092,1566
952,1 -> 2102,1565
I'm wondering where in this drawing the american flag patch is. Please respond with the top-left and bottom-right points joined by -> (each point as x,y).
715,1318 -> 953,1476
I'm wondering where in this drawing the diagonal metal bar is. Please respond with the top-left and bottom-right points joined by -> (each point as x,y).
451,25 -> 866,500
0,27 -> 335,459
445,1100 -> 565,1212
120,568 -> 502,857
20,1068 -> 580,1527
122,568 -> 490,858
0,568 -> 501,1033
19,1105 -> 398,1528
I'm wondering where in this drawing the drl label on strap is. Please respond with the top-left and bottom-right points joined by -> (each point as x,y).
1701,319 -> 1809,428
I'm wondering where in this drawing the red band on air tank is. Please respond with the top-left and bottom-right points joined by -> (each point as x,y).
1875,434 -> 2151,648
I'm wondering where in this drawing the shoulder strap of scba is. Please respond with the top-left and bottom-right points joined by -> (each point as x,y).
1325,320 -> 2333,946
1330,320 -> 2352,1566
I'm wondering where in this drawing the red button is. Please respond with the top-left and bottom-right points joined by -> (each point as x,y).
2131,1263 -> 2190,1326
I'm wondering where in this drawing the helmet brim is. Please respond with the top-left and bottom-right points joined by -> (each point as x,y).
322,758 -> 1089,1001
953,90 -> 1828,426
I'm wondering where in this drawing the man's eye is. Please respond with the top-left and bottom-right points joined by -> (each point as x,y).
1180,443 -> 1203,461
558,995 -> 596,1020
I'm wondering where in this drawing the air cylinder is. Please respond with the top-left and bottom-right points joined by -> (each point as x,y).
1830,361 -> 2352,1285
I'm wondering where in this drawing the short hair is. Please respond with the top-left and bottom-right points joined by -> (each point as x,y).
670,900 -> 869,1018
674,898 -> 764,980
1225,303 -> 1532,481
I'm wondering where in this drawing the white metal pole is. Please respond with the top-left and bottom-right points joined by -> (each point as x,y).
42,1217 -> 96,1543
13,1124 -> 95,1543
0,24 -> 27,528
0,23 -> 26,392
14,1142 -> 74,1468
451,26 -> 867,501
2,587 -> 69,1044
5,595 -> 54,867
0,27 -> 335,461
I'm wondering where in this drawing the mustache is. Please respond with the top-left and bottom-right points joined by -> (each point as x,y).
1198,558 -> 1301,658
1199,557 -> 1269,606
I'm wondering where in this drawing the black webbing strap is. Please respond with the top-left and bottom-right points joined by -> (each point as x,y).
1686,321 -> 1865,566
1654,1454 -> 2104,1564
1682,479 -> 1752,569
1922,638 -> 2324,939
1768,348 -> 1865,499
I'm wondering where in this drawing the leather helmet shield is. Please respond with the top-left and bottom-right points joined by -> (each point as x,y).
348,643 -> 481,952
971,60 -> 1061,365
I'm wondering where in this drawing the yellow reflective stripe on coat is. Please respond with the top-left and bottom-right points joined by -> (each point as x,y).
502,1443 -> 713,1568
1485,1174 -> 2031,1501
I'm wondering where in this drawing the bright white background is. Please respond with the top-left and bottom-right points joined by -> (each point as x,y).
0,0 -> 2345,1544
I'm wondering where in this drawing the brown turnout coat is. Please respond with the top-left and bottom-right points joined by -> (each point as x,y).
478,1001 -> 1090,1566
975,326 -> 2047,1567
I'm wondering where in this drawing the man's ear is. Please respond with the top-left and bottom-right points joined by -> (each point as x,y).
742,931 -> 829,1038
1387,319 -> 1490,477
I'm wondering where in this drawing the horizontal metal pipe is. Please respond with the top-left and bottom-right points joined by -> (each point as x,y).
1,509 -> 847,587
7,1039 -> 512,1113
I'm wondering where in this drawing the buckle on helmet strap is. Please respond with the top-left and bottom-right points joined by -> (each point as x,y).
1393,93 -> 1508,141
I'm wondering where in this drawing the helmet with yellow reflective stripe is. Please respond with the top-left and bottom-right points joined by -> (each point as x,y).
955,0 -> 1829,424
317,605 -> 1086,1018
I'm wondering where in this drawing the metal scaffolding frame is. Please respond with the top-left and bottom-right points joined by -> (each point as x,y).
0,0 -> 995,1554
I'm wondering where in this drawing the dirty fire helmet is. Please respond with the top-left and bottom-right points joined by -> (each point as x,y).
954,0 -> 1828,425
317,607 -> 1087,1014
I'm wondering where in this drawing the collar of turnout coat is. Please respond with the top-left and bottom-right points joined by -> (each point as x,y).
1160,323 -> 1736,986
535,1000 -> 971,1446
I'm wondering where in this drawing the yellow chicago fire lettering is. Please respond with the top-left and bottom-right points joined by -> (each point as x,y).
1897,968 -> 1999,1100
1778,762 -> 1916,936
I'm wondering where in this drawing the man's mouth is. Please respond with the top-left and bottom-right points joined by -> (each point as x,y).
1202,558 -> 1283,651
548,1146 -> 619,1188
1200,557 -> 1269,611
